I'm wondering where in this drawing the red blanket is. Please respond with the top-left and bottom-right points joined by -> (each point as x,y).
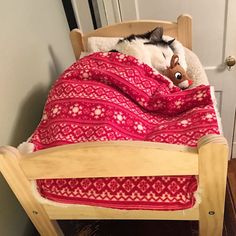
30,52 -> 219,210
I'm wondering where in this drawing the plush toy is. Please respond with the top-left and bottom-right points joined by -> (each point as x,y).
164,54 -> 193,89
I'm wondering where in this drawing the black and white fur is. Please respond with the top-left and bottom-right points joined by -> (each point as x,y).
111,27 -> 187,73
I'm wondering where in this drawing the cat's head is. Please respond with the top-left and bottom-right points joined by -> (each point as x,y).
118,27 -> 175,48
113,27 -> 175,72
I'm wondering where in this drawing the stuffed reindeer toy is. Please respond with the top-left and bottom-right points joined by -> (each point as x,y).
165,54 -> 193,89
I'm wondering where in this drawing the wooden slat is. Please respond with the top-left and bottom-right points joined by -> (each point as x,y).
70,28 -> 84,61
20,141 -> 198,180
44,203 -> 199,220
82,20 -> 178,50
177,14 -> 192,50
197,134 -> 228,147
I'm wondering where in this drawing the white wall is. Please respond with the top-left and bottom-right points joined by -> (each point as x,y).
0,0 -> 75,235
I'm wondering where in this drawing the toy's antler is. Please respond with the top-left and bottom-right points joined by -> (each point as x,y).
170,55 -> 179,68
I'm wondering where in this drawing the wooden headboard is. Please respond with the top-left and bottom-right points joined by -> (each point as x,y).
70,14 -> 192,60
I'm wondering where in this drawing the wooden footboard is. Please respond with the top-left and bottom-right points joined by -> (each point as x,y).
0,134 -> 228,236
198,135 -> 228,236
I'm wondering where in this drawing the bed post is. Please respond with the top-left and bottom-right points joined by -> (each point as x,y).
197,135 -> 228,236
0,146 -> 63,236
177,14 -> 192,50
70,29 -> 84,60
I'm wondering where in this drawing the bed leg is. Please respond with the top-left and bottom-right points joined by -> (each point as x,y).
197,135 -> 228,236
0,146 -> 64,236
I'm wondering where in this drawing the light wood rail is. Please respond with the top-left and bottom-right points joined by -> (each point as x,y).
70,14 -> 192,60
20,141 -> 198,179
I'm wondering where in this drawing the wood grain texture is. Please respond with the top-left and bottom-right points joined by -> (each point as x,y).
197,135 -> 228,236
44,203 -> 199,220
70,28 -> 84,61
0,146 -> 63,236
0,133 -> 228,235
177,14 -> 192,50
19,141 -> 198,179
70,14 -> 192,60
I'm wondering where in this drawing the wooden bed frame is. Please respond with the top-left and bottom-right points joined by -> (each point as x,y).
0,15 -> 228,236
70,14 -> 192,60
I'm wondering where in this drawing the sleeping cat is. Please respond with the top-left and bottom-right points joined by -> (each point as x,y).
110,27 -> 183,73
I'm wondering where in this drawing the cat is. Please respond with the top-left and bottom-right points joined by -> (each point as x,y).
110,27 -> 176,73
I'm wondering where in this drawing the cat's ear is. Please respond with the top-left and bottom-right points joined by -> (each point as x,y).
150,27 -> 163,42
118,34 -> 135,43
167,38 -> 175,45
